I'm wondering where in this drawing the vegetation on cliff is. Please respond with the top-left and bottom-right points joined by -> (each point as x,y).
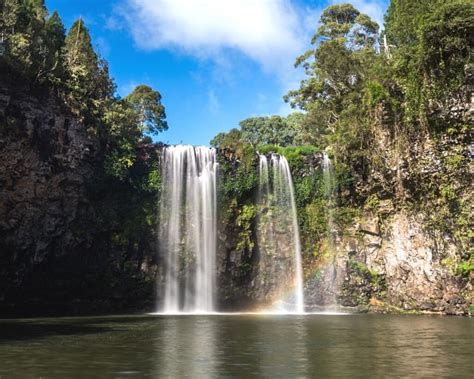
0,0 -> 472,314
210,0 -> 473,312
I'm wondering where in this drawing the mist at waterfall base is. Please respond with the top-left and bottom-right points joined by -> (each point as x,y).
156,145 -> 306,314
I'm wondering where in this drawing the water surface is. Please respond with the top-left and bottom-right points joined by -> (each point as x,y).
0,314 -> 472,377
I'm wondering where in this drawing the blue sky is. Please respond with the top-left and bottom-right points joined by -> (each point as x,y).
45,0 -> 388,146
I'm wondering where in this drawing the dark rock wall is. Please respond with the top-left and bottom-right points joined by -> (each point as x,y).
0,80 -> 97,311
0,78 -> 157,316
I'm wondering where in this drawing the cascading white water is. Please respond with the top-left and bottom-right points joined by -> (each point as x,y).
257,153 -> 305,313
322,153 -> 336,241
321,153 -> 339,306
158,145 -> 217,313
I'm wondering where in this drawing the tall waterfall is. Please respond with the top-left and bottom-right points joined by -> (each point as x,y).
257,153 -> 304,313
158,145 -> 218,313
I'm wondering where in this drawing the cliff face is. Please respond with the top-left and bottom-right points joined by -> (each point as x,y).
0,80 -> 97,309
304,211 -> 471,315
304,89 -> 473,315
0,77 -> 471,316
345,212 -> 470,315
0,78 -> 157,316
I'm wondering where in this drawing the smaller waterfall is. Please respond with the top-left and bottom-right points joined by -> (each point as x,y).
257,153 -> 304,313
158,145 -> 218,313
320,153 -> 339,306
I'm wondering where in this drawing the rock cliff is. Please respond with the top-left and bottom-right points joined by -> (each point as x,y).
0,76 -> 157,316
0,76 -> 471,316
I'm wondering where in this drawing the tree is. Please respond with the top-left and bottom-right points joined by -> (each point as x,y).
211,112 -> 312,149
125,85 -> 168,135
43,10 -> 66,81
316,3 -> 377,47
286,112 -> 310,145
25,0 -> 47,22
1,0 -> 33,70
1,0 -> 21,34
104,84 -> 168,181
420,1 -> 474,102
287,4 -> 378,111
285,4 -> 379,157
239,115 -> 295,146
64,18 -> 113,114
210,128 -> 242,149
383,0 -> 438,49
45,11 -> 64,50
65,18 -> 98,88
384,0 -> 473,123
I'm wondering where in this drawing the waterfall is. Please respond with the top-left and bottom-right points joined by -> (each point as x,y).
257,153 -> 304,313
158,145 -> 218,313
322,153 -> 336,239
321,153 -> 338,306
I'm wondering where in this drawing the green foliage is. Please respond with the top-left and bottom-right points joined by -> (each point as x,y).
384,0 -> 473,124
442,254 -> 473,278
65,19 -> 97,76
240,115 -> 293,146
333,206 -> 357,229
278,145 -> 319,168
145,165 -> 161,193
445,153 -> 464,171
236,204 -> 257,252
348,258 -> 370,275
365,80 -> 391,108
365,194 -> 380,211
218,149 -> 258,200
440,184 -> 457,202
64,19 -> 114,118
457,259 -> 473,277
283,3 -> 381,201
210,128 -> 241,149
420,2 -> 474,106
255,144 -> 279,155
304,198 -> 328,240
317,4 -> 378,45
125,85 -> 168,135
43,10 -> 66,82
105,147 -> 136,180
211,112 -> 309,149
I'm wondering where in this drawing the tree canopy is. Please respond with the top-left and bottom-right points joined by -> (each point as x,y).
125,85 -> 168,135
0,0 -> 168,185
210,113 -> 308,149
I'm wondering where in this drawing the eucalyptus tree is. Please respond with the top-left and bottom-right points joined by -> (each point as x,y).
125,85 -> 168,136
285,3 -> 379,159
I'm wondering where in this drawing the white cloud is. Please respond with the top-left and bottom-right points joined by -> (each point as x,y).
118,0 -> 387,114
121,0 -> 308,76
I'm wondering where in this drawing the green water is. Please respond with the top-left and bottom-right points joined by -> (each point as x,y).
0,314 -> 472,378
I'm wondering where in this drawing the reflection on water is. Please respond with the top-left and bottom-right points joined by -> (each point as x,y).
0,314 -> 472,378
156,317 -> 218,377
257,317 -> 308,377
